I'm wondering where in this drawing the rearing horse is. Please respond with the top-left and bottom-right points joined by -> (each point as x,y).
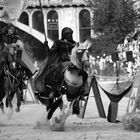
0,45 -> 26,113
3,62 -> 23,112
34,39 -> 92,130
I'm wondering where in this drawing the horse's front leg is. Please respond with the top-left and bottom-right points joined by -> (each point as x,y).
0,101 -> 4,114
15,88 -> 22,112
4,77 -> 13,109
5,91 -> 13,109
0,92 -> 6,114
49,95 -> 73,131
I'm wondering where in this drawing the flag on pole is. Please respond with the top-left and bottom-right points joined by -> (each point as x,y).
0,0 -> 28,22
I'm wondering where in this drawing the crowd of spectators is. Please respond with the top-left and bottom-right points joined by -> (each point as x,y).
89,34 -> 140,80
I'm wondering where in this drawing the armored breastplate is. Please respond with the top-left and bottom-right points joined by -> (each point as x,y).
59,43 -> 73,62
2,34 -> 18,44
59,48 -> 69,61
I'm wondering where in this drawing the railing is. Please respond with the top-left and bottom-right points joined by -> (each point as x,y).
28,0 -> 47,6
0,0 -> 4,9
14,21 -> 53,47
27,0 -> 86,6
0,0 -> 4,6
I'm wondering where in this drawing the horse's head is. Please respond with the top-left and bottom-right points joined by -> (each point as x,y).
9,61 -> 17,70
70,39 -> 92,72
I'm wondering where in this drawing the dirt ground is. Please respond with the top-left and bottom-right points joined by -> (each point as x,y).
0,82 -> 140,140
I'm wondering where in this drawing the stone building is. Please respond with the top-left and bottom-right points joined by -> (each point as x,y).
18,0 -> 94,43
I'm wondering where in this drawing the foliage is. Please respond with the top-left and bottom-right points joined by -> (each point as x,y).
86,0 -> 139,55
122,112 -> 140,132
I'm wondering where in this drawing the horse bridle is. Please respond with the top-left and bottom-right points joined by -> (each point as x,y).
4,64 -> 21,88
76,43 -> 90,70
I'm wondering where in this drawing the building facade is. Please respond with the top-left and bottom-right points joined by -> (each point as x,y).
18,0 -> 94,43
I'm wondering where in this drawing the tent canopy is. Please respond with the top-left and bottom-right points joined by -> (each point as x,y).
0,0 -> 28,22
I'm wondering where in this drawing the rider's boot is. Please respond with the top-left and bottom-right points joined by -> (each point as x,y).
79,96 -> 86,101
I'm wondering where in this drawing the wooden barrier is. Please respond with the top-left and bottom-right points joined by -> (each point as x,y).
81,76 -> 106,119
127,69 -> 140,113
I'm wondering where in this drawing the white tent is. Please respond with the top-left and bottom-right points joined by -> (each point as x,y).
0,0 -> 28,22
23,80 -> 37,103
0,0 -> 39,103
0,0 -> 37,74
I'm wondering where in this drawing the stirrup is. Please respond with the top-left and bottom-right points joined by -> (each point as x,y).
79,96 -> 87,101
33,70 -> 38,75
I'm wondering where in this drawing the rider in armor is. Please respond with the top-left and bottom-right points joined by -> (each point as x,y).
49,27 -> 76,67
43,27 -> 76,111
0,23 -> 34,103
44,27 -> 88,115
45,27 -> 76,90
0,23 -> 33,79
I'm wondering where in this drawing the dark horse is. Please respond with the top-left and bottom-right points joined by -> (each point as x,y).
0,45 -> 26,113
33,39 -> 92,130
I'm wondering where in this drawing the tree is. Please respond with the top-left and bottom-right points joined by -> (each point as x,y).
87,0 -> 139,55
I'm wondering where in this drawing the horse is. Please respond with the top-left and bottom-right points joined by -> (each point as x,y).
34,39 -> 92,130
0,45 -> 27,113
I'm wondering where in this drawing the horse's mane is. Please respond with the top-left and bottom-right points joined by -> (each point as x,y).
70,39 -> 93,69
70,43 -> 80,68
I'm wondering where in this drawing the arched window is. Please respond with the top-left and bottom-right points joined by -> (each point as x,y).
79,9 -> 91,43
18,12 -> 29,26
32,11 -> 44,33
47,10 -> 58,41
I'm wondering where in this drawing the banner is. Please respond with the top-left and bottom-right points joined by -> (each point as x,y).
0,0 -> 28,21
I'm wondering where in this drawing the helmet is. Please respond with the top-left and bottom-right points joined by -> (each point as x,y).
4,23 -> 16,35
7,23 -> 15,32
61,27 -> 73,41
7,23 -> 15,29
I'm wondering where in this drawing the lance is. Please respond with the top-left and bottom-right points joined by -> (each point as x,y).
38,0 -> 49,53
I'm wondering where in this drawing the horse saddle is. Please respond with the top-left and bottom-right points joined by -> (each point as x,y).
44,64 -> 63,88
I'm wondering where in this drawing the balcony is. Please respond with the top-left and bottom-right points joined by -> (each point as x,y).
27,0 -> 87,7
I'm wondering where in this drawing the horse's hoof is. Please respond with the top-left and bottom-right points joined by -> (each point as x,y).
5,101 -> 8,108
54,116 -> 62,123
10,104 -> 13,108
2,110 -> 4,114
15,108 -> 20,112
1,108 -> 4,114
0,103 -> 4,114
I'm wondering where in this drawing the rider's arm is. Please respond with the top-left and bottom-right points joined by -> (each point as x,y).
3,39 -> 23,54
50,41 -> 59,54
16,39 -> 23,50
